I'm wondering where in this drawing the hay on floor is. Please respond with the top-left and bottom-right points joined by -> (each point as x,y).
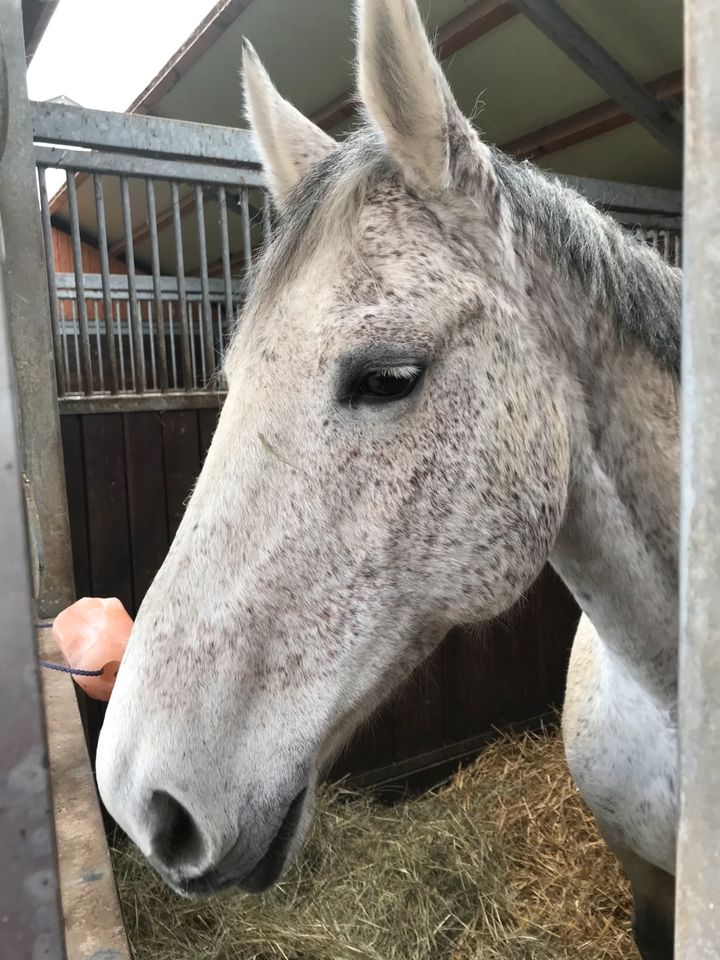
112,729 -> 633,960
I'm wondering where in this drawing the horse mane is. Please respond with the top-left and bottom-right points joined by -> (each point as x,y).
238,129 -> 682,378
489,149 -> 682,379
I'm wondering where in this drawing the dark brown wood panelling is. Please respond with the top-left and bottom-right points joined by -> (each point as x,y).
123,412 -> 169,608
81,413 -> 133,611
61,409 -> 580,783
162,410 -> 201,540
60,414 -> 91,598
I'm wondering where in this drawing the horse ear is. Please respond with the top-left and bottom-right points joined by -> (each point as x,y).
242,39 -> 337,207
357,0 -> 491,194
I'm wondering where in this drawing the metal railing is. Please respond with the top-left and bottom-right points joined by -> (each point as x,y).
32,102 -> 269,412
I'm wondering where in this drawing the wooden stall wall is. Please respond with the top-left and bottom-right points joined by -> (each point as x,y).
61,410 -> 580,786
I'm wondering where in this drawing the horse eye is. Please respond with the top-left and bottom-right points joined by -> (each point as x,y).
353,366 -> 422,404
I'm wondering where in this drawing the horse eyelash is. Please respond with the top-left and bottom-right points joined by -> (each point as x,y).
375,365 -> 421,379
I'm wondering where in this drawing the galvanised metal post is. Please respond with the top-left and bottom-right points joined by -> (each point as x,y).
677,0 -> 720,954
0,0 -> 74,618
0,16 -> 66,957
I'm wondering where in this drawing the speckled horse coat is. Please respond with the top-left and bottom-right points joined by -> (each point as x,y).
96,2 -> 681,958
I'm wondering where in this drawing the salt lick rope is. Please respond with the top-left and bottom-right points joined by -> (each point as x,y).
36,617 -> 105,677
39,659 -> 104,677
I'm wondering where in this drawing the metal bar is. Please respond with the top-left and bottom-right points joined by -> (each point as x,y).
144,178 -> 169,390
70,300 -> 81,394
240,186 -> 252,271
195,184 -> 214,385
170,181 -> 193,389
146,301 -> 157,390
59,300 -> 70,387
119,176 -> 146,392
217,185 -> 234,357
510,0 -> 682,154
65,171 -> 94,394
92,174 -> 119,393
0,1 -> 68,953
676,0 -> 720,953
168,301 -> 178,388
59,391 -> 224,415
36,166 -> 66,395
262,189 -> 273,239
188,301 -> 198,389
53,272 -> 228,296
560,175 -> 682,215
34,146 -> 265,189
92,299 -> 104,392
31,100 -> 260,166
115,301 -> 126,390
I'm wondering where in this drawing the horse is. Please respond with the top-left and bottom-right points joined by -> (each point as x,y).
96,1 -> 681,956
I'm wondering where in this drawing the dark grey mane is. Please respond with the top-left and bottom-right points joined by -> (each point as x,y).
489,149 -> 681,378
244,129 -> 681,378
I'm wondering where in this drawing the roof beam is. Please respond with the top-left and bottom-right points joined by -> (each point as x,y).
129,0 -> 258,114
311,0 -> 518,130
509,0 -> 682,155
502,69 -> 683,160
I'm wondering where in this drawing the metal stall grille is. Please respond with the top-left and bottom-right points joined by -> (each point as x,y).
32,102 -> 269,412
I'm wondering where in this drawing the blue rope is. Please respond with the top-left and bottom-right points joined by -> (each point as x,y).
39,659 -> 104,677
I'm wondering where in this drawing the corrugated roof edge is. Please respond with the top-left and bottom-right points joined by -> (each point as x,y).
127,0 -> 257,114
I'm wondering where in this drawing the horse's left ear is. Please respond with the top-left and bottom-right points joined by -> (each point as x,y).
242,39 -> 337,207
357,0 -> 493,195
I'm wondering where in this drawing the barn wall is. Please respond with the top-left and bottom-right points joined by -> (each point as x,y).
61,410 -> 580,785
51,225 -> 136,275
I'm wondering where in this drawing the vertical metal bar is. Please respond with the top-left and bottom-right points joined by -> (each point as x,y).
60,301 -> 70,387
188,301 -> 198,389
217,186 -> 234,358
147,301 -> 157,390
195,184 -> 214,385
262,189 -> 272,240
119,176 -> 145,392
240,186 -> 252,272
170,182 -> 193,389
92,299 -> 104,393
70,300 -> 81,393
115,301 -> 126,390
66,171 -> 94,395
36,166 -> 66,396
167,301 -> 178,388
145,178 -> 169,390
215,303 -> 225,364
676,0 -> 720,954
125,297 -> 137,392
92,174 -> 119,393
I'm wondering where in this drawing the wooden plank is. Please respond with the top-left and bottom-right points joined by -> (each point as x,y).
312,0 -> 517,129
163,410 -> 202,541
38,628 -> 131,960
123,411 -> 169,608
198,406 -> 220,461
391,647 -> 445,762
511,0 -> 682,154
60,414 -> 92,598
503,69 -> 683,161
82,413 -> 133,612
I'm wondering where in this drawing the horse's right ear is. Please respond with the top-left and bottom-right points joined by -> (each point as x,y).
241,39 -> 337,208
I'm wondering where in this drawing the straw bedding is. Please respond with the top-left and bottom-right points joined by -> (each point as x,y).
112,729 -> 634,960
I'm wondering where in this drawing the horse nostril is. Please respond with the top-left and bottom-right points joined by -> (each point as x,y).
148,790 -> 205,870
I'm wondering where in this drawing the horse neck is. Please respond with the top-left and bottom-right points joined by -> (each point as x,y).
545,273 -> 680,704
